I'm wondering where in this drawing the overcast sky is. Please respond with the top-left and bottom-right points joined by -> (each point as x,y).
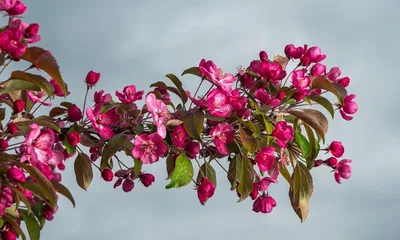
9,0 -> 399,239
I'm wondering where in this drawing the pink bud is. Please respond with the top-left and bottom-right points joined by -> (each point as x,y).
325,157 -> 338,167
197,177 -> 216,205
90,153 -> 99,162
259,50 -> 268,61
1,230 -> 17,240
328,141 -> 344,158
43,205 -> 58,221
310,63 -> 326,76
284,44 -> 303,59
113,178 -> 123,188
338,77 -> 350,88
7,122 -> 18,134
25,23 -> 39,38
6,0 -> 26,15
0,139 -> 8,151
0,0 -> 16,11
67,104 -> 83,122
276,90 -> 286,101
101,169 -> 114,182
12,99 -> 24,113
7,167 -> 26,183
139,173 -> 155,187
314,160 -> 323,167
122,179 -> 134,192
85,70 -> 101,87
300,55 -> 311,66
67,131 -> 80,147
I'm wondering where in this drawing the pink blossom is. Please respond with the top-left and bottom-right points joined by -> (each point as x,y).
197,177 -> 216,205
334,159 -> 352,184
86,104 -> 117,139
186,90 -> 208,108
254,88 -> 281,108
132,133 -> 167,164
210,123 -> 234,155
6,0 -> 25,15
27,90 -> 51,106
85,70 -> 100,87
94,90 -> 112,104
24,23 -> 41,43
115,85 -> 144,104
255,147 -> 275,172
272,121 -> 294,148
67,104 -> 83,122
6,167 -> 26,183
253,177 -> 277,192
207,88 -> 233,118
171,124 -> 189,149
145,93 -> 170,138
239,73 -> 255,89
252,195 -> 277,214
293,89 -> 311,101
229,89 -> 247,111
292,69 -> 311,90
305,46 -> 326,63
328,141 -> 344,158
340,94 -> 358,121
199,59 -> 236,93
0,28 -> 26,58
24,124 -> 58,165
249,60 -> 286,84
310,63 -> 326,76
326,67 -> 341,81
185,141 -> 200,159
0,0 -> 16,11
50,78 -> 70,97
0,139 -> 8,151
284,44 -> 304,59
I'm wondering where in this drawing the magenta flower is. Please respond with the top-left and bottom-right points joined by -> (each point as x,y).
199,59 -> 236,93
50,78 -> 70,97
86,104 -> 117,139
85,70 -> 100,87
0,0 -> 16,11
254,88 -> 281,108
207,88 -> 233,118
186,90 -> 208,108
328,141 -> 345,158
284,44 -> 304,59
0,27 -> 26,58
292,69 -> 311,90
272,121 -> 294,148
197,177 -> 216,205
255,147 -> 276,172
326,67 -> 341,81
115,85 -> 144,104
229,89 -> 247,111
340,94 -> 358,121
139,173 -> 155,187
253,177 -> 277,192
6,0 -> 25,15
210,123 -> 234,155
310,63 -> 326,76
239,73 -> 255,89
94,90 -> 112,104
132,133 -> 167,164
6,167 -> 26,183
253,195 -> 277,214
305,46 -> 326,63
27,90 -> 51,106
337,77 -> 350,88
249,60 -> 286,84
185,141 -> 200,159
146,93 -> 170,138
334,159 -> 352,184
171,124 -> 189,149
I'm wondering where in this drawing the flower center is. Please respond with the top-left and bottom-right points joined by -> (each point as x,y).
143,141 -> 156,152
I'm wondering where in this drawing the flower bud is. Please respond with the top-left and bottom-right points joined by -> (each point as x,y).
328,141 -> 344,158
314,160 -> 323,167
0,139 -> 8,151
338,77 -> 350,88
310,63 -> 326,76
85,70 -> 100,87
6,167 -> 26,183
1,230 -> 17,240
300,55 -> 311,66
101,169 -> 114,182
122,179 -> 134,192
67,131 -> 80,147
113,178 -> 123,189
284,44 -> 303,59
7,122 -> 18,134
259,50 -> 268,61
12,99 -> 24,113
6,0 -> 26,15
139,173 -> 155,187
197,177 -> 216,205
90,153 -> 98,162
325,157 -> 338,167
67,104 -> 83,122
43,205 -> 58,221
25,23 -> 39,38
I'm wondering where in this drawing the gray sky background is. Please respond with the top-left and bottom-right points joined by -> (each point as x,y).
7,0 -> 399,239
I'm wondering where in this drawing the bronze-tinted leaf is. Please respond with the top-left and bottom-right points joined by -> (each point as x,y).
239,126 -> 257,153
310,76 -> 347,104
181,66 -> 202,77
100,133 -> 128,169
196,162 -> 217,185
237,155 -> 255,201
288,108 -> 328,143
10,71 -> 54,97
51,181 -> 76,207
74,152 -> 93,191
165,73 -> 188,104
183,109 -> 204,142
307,94 -> 335,118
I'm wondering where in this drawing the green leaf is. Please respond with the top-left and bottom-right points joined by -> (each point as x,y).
3,214 -> 26,240
74,152 -> 93,191
0,79 -> 41,94
0,219 -> 4,228
310,76 -> 347,104
196,162 -> 217,186
51,181 -> 76,207
165,73 -> 188,104
288,108 -> 328,144
21,47 -> 68,96
303,124 -> 318,169
20,209 -> 41,240
165,153 -> 194,189
20,163 -> 58,207
289,161 -> 314,222
307,94 -> 335,118
10,186 -> 31,214
294,133 -> 311,158
239,120 -> 260,137
181,66 -> 202,77
60,101 -> 73,108
239,126 -> 257,153
10,71 -> 55,97
279,162 -> 291,184
237,155 -> 255,201
205,112 -> 225,122
183,109 -> 204,142
100,133 -> 128,169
